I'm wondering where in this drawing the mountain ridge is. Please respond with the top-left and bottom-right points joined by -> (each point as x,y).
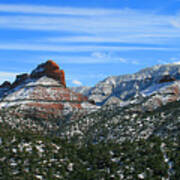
72,63 -> 180,107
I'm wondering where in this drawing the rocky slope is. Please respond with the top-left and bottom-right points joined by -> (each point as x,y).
0,60 -> 97,121
60,96 -> 180,145
71,86 -> 91,96
72,63 -> 180,107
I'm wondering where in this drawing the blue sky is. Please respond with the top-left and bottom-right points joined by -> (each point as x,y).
0,0 -> 180,86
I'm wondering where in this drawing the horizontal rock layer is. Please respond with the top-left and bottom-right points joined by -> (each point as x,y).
0,61 -> 97,120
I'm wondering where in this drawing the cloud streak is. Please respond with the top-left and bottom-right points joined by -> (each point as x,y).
0,3 -> 180,67
0,4 -> 120,16
0,13 -> 176,34
0,43 -> 176,52
0,5 -> 179,46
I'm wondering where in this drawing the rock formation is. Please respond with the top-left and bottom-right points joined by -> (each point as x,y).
0,60 -> 97,120
31,60 -> 66,87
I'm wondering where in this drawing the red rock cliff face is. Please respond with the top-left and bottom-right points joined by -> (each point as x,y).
31,60 -> 66,87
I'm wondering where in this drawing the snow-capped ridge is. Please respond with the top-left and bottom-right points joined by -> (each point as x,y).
73,63 -> 180,106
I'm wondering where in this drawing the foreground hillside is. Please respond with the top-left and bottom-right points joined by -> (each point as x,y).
59,99 -> 180,144
0,124 -> 179,179
0,97 -> 180,179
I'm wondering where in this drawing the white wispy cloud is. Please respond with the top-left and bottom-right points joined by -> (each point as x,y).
39,55 -> 109,64
0,3 -> 180,67
46,35 -> 169,44
0,13 -> 176,35
46,32 -> 180,45
0,43 -> 176,52
91,52 -> 108,59
0,4 -> 179,46
38,55 -> 139,65
0,4 -> 120,16
38,55 -> 112,64
72,80 -> 82,86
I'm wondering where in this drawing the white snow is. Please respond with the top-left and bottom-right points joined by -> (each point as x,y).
35,175 -> 43,180
26,76 -> 60,86
67,163 -> 74,171
138,173 -> 145,179
73,63 -> 180,105
141,82 -> 174,96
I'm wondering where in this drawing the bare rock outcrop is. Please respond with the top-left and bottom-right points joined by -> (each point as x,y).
31,60 -> 66,87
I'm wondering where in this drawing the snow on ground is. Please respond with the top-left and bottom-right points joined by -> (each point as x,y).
141,82 -> 174,96
26,76 -> 61,87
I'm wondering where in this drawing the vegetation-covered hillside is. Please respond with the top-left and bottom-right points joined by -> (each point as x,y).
0,124 -> 179,179
60,100 -> 180,144
0,97 -> 180,179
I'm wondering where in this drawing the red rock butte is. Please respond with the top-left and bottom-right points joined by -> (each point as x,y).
0,60 -> 96,122
31,60 -> 66,87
